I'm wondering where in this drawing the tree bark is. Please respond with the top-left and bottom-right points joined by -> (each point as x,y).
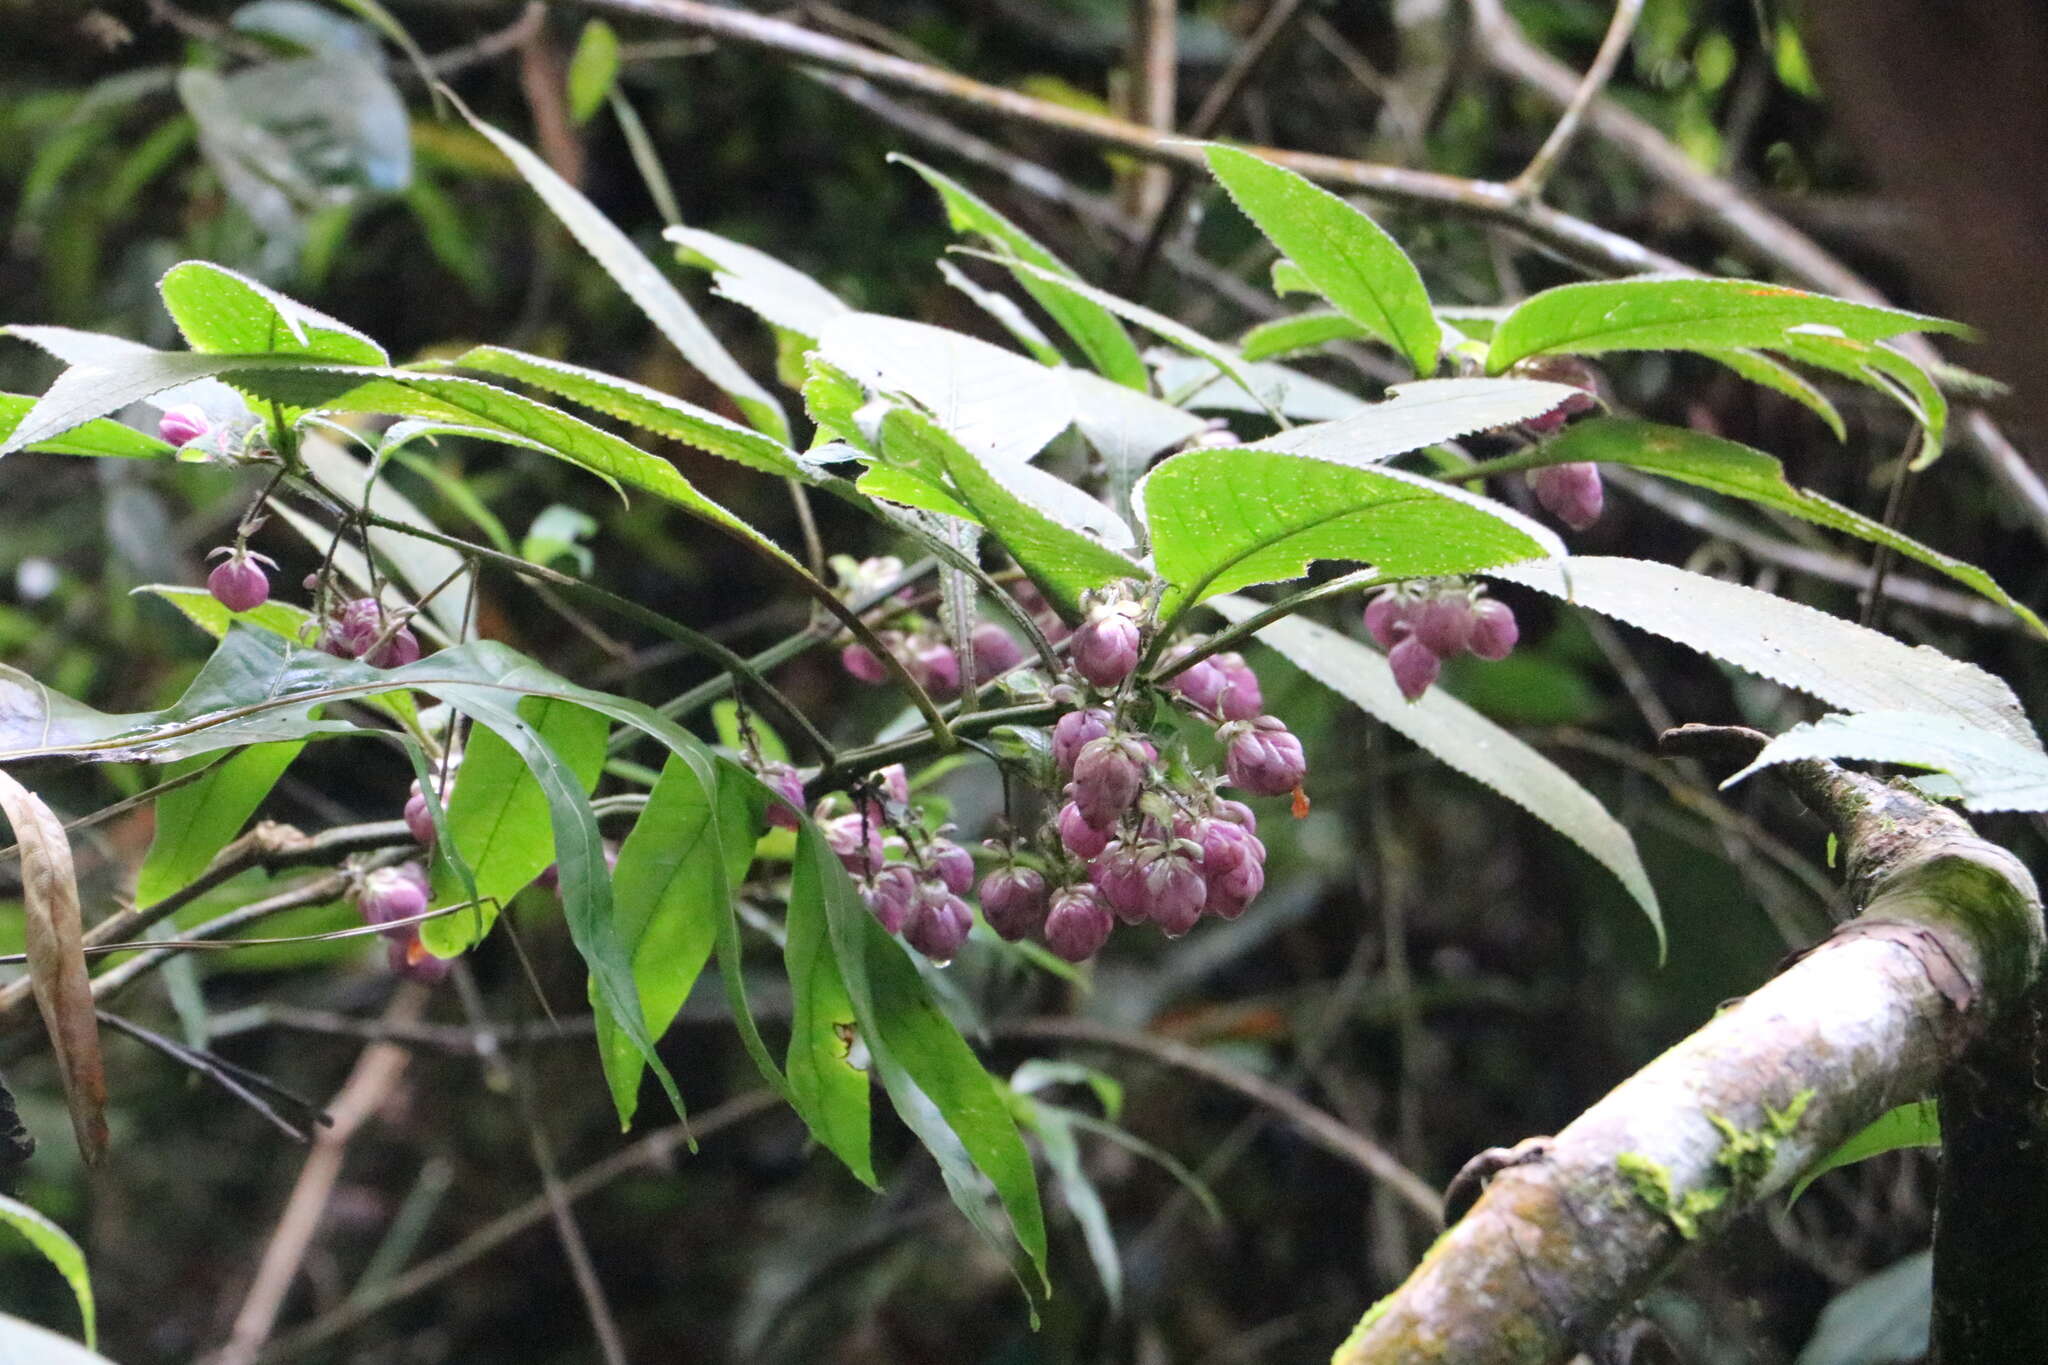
1331,730 -> 2041,1365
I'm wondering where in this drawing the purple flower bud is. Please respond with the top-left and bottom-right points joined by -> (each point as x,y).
876,763 -> 911,808
1070,603 -> 1143,688
1412,593 -> 1474,657
206,551 -> 270,613
822,813 -> 886,875
909,636 -> 961,699
1364,592 -> 1414,650
1531,462 -> 1604,530
841,643 -> 889,684
1057,800 -> 1112,859
1089,842 -> 1151,924
904,882 -> 973,963
404,791 -> 436,846
1468,597 -> 1519,661
978,866 -> 1049,941
970,622 -> 1026,681
1169,658 -> 1227,712
1044,884 -> 1114,962
1215,798 -> 1258,833
388,936 -> 453,984
1512,357 -> 1605,433
364,626 -> 420,669
928,839 -> 975,895
1206,853 -> 1265,920
1388,635 -> 1442,702
1052,708 -> 1112,773
158,405 -> 212,446
757,762 -> 806,830
1210,652 -> 1263,721
1194,817 -> 1262,880
319,598 -> 418,667
1221,716 -> 1307,797
360,864 -> 429,938
863,864 -> 919,934
1143,848 -> 1207,937
1070,736 -> 1145,827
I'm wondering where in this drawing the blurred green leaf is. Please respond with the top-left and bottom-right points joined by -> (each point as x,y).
0,1193 -> 94,1347
1789,1101 -> 1938,1205
566,20 -> 621,126
135,744 -> 306,906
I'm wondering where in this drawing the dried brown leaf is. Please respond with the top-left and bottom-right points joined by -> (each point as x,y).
0,770 -> 108,1165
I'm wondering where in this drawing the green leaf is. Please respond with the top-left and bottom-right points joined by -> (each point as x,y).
1063,369 -> 1207,523
1247,378 -> 1590,465
1795,1251 -> 1931,1365
1701,349 -> 1845,441
966,254 -> 1283,424
1727,711 -> 2048,813
423,697 -> 607,955
1202,144 -> 1440,377
594,751 -> 757,1129
784,819 -> 877,1185
879,409 -> 1141,615
459,108 -> 790,443
1486,277 -> 1967,373
0,1192 -> 95,1347
1535,420 -> 2043,636
1207,596 -> 1662,946
0,395 -> 172,459
136,744 -> 305,905
452,345 -> 803,478
1776,333 -> 1947,462
1790,1101 -> 1938,1205
158,260 -> 386,365
1020,1099 -> 1122,1308
0,349 -> 269,458
566,19 -> 620,125
1149,351 -> 1365,421
1139,447 -> 1561,613
663,227 -> 850,343
1240,310 -> 1370,362
814,313 -> 1075,465
1490,557 -> 2038,750
135,584 -> 319,647
892,154 -> 1148,389
937,260 -> 1063,365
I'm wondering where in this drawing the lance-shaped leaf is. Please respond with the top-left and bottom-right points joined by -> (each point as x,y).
136,743 -> 306,905
1489,557 -> 2038,751
1700,349 -> 1845,441
1206,596 -> 1662,946
783,815 -> 876,1186
1789,1101 -> 1939,1205
1138,447 -> 1561,613
892,154 -> 1148,389
1203,143 -> 1440,377
1531,419 -> 2044,636
158,259 -> 386,365
664,226 -> 851,343
0,1193 -> 95,1347
1725,711 -> 2048,813
1240,310 -> 1372,363
5,325 -> 247,422
460,109 -> 790,443
1486,276 -> 1967,373
1245,377 -> 1588,465
0,772 -> 108,1164
0,395 -> 173,459
1777,331 -> 1947,461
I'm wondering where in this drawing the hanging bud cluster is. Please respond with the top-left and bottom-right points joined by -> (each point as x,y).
354,862 -> 451,984
318,597 -> 422,668
1365,579 -> 1519,701
803,763 -> 984,965
833,555 -> 1031,698
1508,355 -> 1607,530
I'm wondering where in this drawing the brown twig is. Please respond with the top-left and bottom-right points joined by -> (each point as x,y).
1507,0 -> 1644,200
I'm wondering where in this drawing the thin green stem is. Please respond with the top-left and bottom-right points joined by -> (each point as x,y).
1150,570 -> 1391,682
807,702 -> 1058,797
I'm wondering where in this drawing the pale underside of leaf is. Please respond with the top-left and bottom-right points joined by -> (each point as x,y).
1726,710 -> 2048,813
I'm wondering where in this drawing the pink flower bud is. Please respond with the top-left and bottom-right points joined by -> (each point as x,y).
908,636 -> 961,699
158,404 -> 211,446
978,865 -> 1049,941
970,622 -> 1026,681
1206,853 -> 1265,920
1364,591 -> 1414,650
364,626 -> 420,669
1057,800 -> 1112,859
1210,652 -> 1263,721
758,762 -> 806,830
403,790 -> 436,846
928,839 -> 975,895
389,936 -> 454,983
841,643 -> 889,684
320,598 -> 418,667
1194,817 -> 1263,880
1089,842 -> 1151,924
1531,462 -> 1604,530
1161,643 -> 1227,713
863,864 -> 919,934
359,864 -> 429,939
1052,708 -> 1112,773
1070,735 -> 1145,827
1044,884 -> 1114,962
1215,798 -> 1258,833
1143,848 -> 1207,937
1388,636 -> 1442,702
1467,597 -> 1519,661
904,882 -> 973,963
823,813 -> 886,875
206,551 -> 270,613
1070,603 -> 1142,688
1511,356 -> 1605,434
1221,716 -> 1307,797
1412,593 -> 1474,657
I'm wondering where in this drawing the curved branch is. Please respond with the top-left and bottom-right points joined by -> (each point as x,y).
1332,728 -> 2041,1364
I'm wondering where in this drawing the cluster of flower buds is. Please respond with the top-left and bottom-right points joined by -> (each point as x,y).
206,545 -> 275,613
810,763 -> 984,964
1509,356 -> 1607,530
834,556 -> 1045,698
1365,579 -> 1519,701
317,596 -> 421,668
354,862 -> 451,984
